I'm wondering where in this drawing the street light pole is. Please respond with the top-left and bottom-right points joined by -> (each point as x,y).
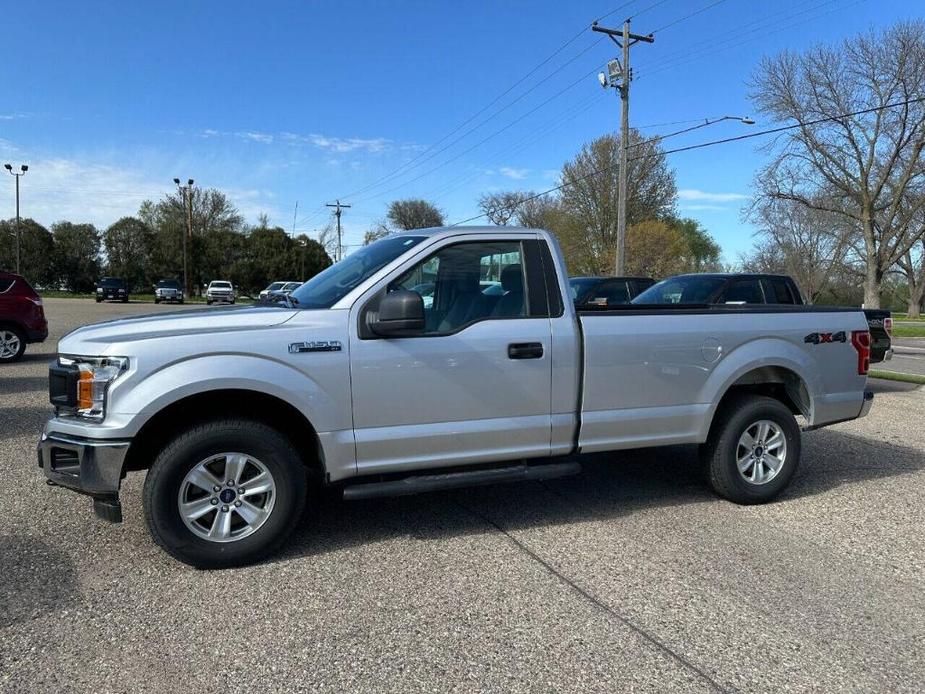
173,178 -> 195,296
4,163 -> 28,274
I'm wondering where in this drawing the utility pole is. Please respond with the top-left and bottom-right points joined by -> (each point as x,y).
291,201 -> 299,237
173,178 -> 194,295
4,164 -> 28,275
592,19 -> 653,276
326,199 -> 351,262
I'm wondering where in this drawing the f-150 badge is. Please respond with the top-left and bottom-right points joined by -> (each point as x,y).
289,340 -> 342,353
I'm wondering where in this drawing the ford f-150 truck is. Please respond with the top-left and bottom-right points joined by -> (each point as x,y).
38,227 -> 874,568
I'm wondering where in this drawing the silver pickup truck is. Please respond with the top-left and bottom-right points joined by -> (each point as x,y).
38,227 -> 874,568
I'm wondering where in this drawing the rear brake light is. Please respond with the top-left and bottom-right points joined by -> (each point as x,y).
851,330 -> 871,375
884,317 -> 893,336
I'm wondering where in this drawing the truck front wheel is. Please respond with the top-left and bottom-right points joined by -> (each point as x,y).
143,419 -> 307,568
701,394 -> 801,504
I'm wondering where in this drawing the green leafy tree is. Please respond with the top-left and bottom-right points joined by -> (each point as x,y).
385,199 -> 445,231
104,216 -> 155,290
51,222 -> 101,293
667,217 -> 722,272
0,218 -> 55,286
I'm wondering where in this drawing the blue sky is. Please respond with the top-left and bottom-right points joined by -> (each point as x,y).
0,0 -> 916,261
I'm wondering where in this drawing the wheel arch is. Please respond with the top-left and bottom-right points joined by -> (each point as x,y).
698,338 -> 819,441
123,389 -> 327,480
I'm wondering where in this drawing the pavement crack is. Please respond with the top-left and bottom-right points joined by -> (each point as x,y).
454,498 -> 729,694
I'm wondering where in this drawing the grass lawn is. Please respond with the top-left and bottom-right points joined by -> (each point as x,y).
890,325 -> 925,338
869,369 -> 925,385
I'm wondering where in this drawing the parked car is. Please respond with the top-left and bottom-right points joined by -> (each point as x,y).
96,277 -> 128,303
259,281 -> 291,300
0,271 -> 47,363
268,282 -> 302,299
39,227 -> 874,568
206,280 -> 236,305
632,273 -> 892,363
154,279 -> 184,304
569,276 -> 655,307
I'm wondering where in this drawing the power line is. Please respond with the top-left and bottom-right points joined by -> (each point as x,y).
635,0 -> 846,79
649,0 -> 727,34
628,0 -> 674,20
449,96 -> 925,226
349,63 -> 609,208
331,2 -> 638,205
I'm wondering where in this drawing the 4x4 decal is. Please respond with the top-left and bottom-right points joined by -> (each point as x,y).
804,331 -> 847,344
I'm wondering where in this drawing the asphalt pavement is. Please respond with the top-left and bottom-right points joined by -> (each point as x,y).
1,299 -> 924,693
880,337 -> 925,377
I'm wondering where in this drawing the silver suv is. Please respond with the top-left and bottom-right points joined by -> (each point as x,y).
206,280 -> 236,305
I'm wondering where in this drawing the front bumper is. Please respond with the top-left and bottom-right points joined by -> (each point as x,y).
37,430 -> 130,521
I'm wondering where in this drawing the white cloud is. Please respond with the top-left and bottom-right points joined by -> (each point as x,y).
499,166 -> 530,180
678,189 -> 748,202
305,133 -> 391,153
679,204 -> 730,212
0,112 -> 29,121
239,131 -> 275,144
0,154 -> 282,229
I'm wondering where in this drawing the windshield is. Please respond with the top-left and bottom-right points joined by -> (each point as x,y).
157,279 -> 180,289
290,235 -> 426,309
211,281 -> 232,288
265,282 -> 285,291
100,277 -> 124,288
632,276 -> 726,304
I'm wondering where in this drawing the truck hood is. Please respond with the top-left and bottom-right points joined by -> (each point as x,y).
59,306 -> 298,355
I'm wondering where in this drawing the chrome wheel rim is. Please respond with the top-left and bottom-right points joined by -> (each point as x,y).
736,420 -> 787,485
178,452 -> 276,543
0,330 -> 21,360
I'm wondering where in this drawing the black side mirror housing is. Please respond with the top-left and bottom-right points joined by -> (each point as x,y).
371,290 -> 425,337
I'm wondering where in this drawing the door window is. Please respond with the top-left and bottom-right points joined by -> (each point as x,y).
388,241 -> 527,334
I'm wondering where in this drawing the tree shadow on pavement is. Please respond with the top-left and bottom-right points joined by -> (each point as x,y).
277,429 -> 924,563
0,535 -> 79,629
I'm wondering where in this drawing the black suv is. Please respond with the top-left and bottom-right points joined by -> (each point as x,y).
96,277 -> 129,303
569,276 -> 655,307
632,273 -> 892,363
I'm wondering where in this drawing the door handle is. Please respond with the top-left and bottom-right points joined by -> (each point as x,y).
508,342 -> 544,359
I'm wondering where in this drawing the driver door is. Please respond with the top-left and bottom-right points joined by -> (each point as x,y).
348,236 -> 553,476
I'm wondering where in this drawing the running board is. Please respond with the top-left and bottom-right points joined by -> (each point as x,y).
342,461 -> 581,501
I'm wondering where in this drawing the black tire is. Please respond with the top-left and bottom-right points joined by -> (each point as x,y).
154,298 -> 161,304
206,299 -> 213,305
95,298 -> 102,303
701,394 -> 801,504
0,325 -> 27,363
143,419 -> 307,569
178,299 -> 184,304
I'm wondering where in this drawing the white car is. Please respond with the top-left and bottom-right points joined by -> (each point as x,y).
206,280 -> 236,305
259,281 -> 300,301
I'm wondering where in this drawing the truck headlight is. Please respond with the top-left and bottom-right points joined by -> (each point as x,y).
59,355 -> 128,419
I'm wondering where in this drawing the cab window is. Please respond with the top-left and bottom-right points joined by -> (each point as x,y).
388,241 -> 528,334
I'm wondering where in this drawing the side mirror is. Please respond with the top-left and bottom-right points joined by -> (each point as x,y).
371,290 -> 425,337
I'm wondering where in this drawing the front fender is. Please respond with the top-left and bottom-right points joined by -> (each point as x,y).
109,353 -> 351,437
697,337 -> 819,439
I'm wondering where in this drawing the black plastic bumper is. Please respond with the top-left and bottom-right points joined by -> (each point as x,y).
37,431 -> 130,522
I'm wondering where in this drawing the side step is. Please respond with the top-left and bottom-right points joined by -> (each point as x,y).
342,460 -> 581,501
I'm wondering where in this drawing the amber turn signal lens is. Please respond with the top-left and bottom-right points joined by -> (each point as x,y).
77,370 -> 94,410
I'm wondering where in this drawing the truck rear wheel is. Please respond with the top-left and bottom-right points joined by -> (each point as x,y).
143,419 -> 307,568
702,394 -> 800,504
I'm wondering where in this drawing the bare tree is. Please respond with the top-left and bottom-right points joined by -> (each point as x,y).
559,130 -> 676,274
478,192 -> 528,226
750,20 -> 925,307
745,194 -> 853,302
316,221 -> 339,259
363,223 -> 391,246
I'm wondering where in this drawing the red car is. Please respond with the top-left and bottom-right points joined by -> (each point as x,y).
0,271 -> 48,363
